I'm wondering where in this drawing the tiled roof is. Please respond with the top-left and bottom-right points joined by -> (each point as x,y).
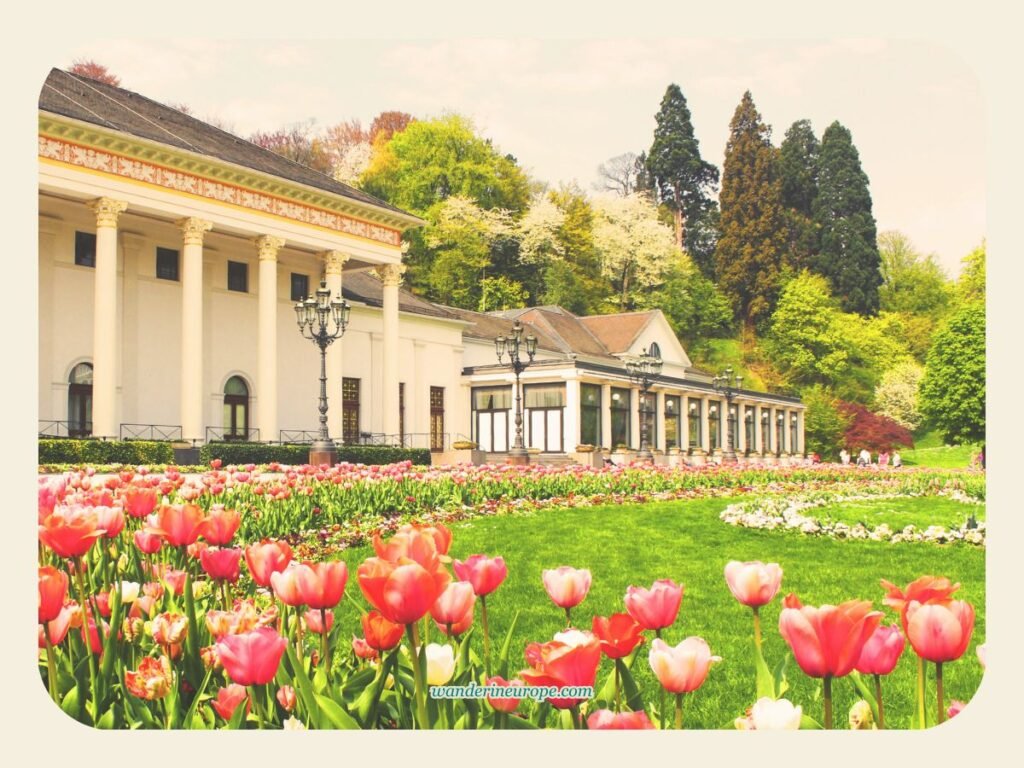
578,311 -> 658,354
39,68 -> 413,219
342,272 -> 456,320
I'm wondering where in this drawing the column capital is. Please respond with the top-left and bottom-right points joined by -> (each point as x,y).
321,250 -> 350,275
254,235 -> 285,261
375,263 -> 407,287
177,217 -> 213,246
88,197 -> 128,228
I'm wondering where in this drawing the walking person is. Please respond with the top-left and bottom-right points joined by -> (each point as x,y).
839,448 -> 850,466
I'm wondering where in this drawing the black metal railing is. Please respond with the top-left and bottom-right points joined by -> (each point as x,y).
39,420 -> 92,439
276,430 -> 449,450
205,427 -> 261,443
120,423 -> 183,442
279,429 -> 320,444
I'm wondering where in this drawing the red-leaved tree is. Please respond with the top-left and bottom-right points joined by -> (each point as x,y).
69,59 -> 121,87
838,401 -> 914,453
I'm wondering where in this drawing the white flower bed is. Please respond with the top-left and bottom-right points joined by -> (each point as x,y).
719,491 -> 985,547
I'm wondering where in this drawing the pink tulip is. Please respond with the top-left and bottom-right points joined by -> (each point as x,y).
906,600 -> 975,663
724,561 -> 783,607
624,579 -> 683,631
542,566 -> 591,609
431,581 -> 476,627
855,624 -> 905,676
453,555 -> 508,597
216,627 -> 288,686
587,709 -> 656,729
648,637 -> 719,694
778,597 -> 883,678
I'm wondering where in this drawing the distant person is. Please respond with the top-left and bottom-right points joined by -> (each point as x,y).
811,452 -> 821,464
840,449 -> 851,466
878,451 -> 890,468
978,445 -> 985,470
892,451 -> 902,468
857,449 -> 871,467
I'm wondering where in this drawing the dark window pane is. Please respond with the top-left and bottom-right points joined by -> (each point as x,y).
228,261 -> 248,292
291,273 -> 309,302
74,231 -> 96,267
156,247 -> 179,281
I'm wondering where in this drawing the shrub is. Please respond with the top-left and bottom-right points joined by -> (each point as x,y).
837,402 -> 914,453
38,439 -> 174,465
198,442 -> 431,466
802,386 -> 852,460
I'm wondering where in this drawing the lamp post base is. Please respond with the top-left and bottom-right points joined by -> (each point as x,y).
637,449 -> 655,464
507,447 -> 530,466
309,439 -> 338,467
721,449 -> 739,464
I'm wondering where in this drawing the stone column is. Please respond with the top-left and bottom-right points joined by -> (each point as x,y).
564,377 -> 580,450
700,396 -> 712,454
600,383 -> 612,451
178,217 -> 213,443
256,236 -> 284,443
655,390 -> 667,453
322,251 -> 348,441
376,263 -> 406,443
630,387 -> 641,450
798,409 -> 806,457
88,198 -> 127,438
737,401 -> 748,454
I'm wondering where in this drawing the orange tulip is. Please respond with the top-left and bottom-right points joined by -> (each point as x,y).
357,557 -> 450,625
244,539 -> 293,588
122,485 -> 158,518
124,655 -> 173,700
778,596 -> 883,678
295,561 -> 348,610
906,600 -> 975,663
373,526 -> 448,572
592,613 -> 644,659
881,576 -> 960,634
724,561 -> 783,607
520,630 -> 602,709
198,506 -> 241,546
149,504 -> 206,547
38,506 -> 104,559
276,685 -> 297,712
38,566 -> 69,624
152,612 -> 189,646
361,610 -> 404,651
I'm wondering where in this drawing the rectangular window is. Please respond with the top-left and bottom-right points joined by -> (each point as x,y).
472,386 -> 512,411
472,386 -> 510,453
580,384 -> 602,447
745,407 -> 756,454
290,272 -> 309,302
156,247 -> 180,281
639,392 -> 656,450
790,413 -> 799,454
524,383 -> 565,409
430,387 -> 445,451
227,261 -> 248,293
688,398 -> 702,449
342,378 -> 360,443
610,387 -> 630,448
664,395 -> 681,449
709,401 -> 721,449
74,231 -> 96,267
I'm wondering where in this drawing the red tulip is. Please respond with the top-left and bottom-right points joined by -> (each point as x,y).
855,624 -> 906,676
592,613 -> 644,659
906,600 -> 975,663
881,576 -> 960,634
648,637 -> 719,694
295,561 -> 348,610
624,579 -> 683,630
134,529 -> 163,555
453,554 -> 507,597
486,676 -> 523,713
122,485 -> 158,518
198,507 -> 241,546
431,581 -> 476,627
362,610 -> 404,651
276,685 -> 296,712
587,709 -> 656,729
38,604 -> 76,647
724,561 -> 783,607
778,596 -> 883,678
303,609 -> 334,635
149,504 -> 206,547
38,566 -> 69,624
436,607 -> 474,637
357,557 -> 450,625
200,547 -> 242,583
211,684 -> 250,720
39,506 -> 104,559
125,655 -> 173,700
245,539 -> 293,588
216,627 -> 288,686
520,630 -> 602,709
542,566 -> 591,609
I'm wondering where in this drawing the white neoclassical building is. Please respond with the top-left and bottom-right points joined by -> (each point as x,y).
38,68 -> 804,464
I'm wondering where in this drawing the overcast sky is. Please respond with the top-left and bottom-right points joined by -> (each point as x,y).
61,37 -> 984,276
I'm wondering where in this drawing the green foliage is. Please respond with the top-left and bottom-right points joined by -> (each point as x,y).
919,301 -> 986,444
646,84 -> 719,249
878,231 -> 951,318
198,442 -> 431,466
811,121 -> 882,315
477,275 -> 528,312
643,255 -> 733,350
38,439 -> 174,465
801,385 -> 852,459
714,91 -> 788,325
778,119 -> 821,271
874,360 -> 925,430
955,241 -> 986,306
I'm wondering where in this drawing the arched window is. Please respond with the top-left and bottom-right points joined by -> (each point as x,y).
223,376 -> 249,440
67,363 -> 93,438
647,341 -> 661,360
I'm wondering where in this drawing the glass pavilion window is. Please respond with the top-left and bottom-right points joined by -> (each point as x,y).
610,387 -> 630,448
580,384 -> 602,447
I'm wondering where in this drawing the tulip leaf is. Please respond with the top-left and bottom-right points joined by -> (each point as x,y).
456,627 -> 475,674
355,650 -> 397,727
753,638 -> 776,700
799,714 -> 823,730
772,653 -> 790,699
284,642 -> 323,729
227,699 -> 247,730
96,707 -> 115,729
315,694 -> 360,729
182,667 -> 214,731
505,713 -> 539,729
497,611 -> 520,679
61,686 -> 80,720
181,572 -> 204,688
847,671 -> 879,723
615,658 -> 645,713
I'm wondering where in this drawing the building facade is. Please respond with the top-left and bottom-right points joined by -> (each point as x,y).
38,69 -> 804,463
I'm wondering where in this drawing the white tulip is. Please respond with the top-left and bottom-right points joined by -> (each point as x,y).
119,581 -> 140,603
750,697 -> 802,730
425,643 -> 456,686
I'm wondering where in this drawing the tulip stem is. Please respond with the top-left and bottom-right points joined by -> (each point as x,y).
481,595 -> 492,677
936,662 -> 944,725
916,655 -> 927,728
221,581 -> 230,611
565,607 -> 572,628
250,685 -> 265,729
406,623 -> 430,730
73,561 -> 99,723
42,627 -> 59,704
675,693 -> 684,730
874,674 -> 885,730
823,675 -> 833,730
320,608 -> 330,681
614,661 -> 621,713
752,605 -> 762,650
656,628 -> 666,730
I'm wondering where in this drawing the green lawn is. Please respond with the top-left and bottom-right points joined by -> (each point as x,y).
814,495 -> 984,529
330,497 -> 986,729
901,444 -> 979,469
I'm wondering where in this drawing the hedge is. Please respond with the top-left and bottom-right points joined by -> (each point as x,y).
199,442 -> 432,466
38,439 -> 175,465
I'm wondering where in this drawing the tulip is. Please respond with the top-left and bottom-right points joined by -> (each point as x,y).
118,581 -> 140,604
148,504 -> 206,547
200,645 -> 222,671
778,596 -> 882,728
134,529 -> 163,555
269,564 -> 305,608
948,700 -> 966,719
39,604 -> 76,647
159,568 -> 187,596
592,613 -> 644,659
425,643 -> 456,685
855,623 -> 905,729
521,630 -> 602,712
848,700 -> 875,730
151,612 -> 189,647
122,485 -> 158,518
352,636 -> 379,661
648,636 -> 719,730
94,505 -> 125,539
724,561 -> 783,608
187,541 -> 209,560
245,539 -> 293,588
200,547 -> 242,584
453,554 -> 507,597
39,506 -> 104,559
749,697 -> 802,730
357,558 -> 450,626
624,579 -> 683,632
905,599 -> 975,725
542,566 -> 591,624
211,684 -> 250,721
587,709 -> 656,730
38,566 -> 69,624
362,610 -> 404,652
216,627 -> 288,686
198,506 -> 241,546
283,716 -> 306,730
486,676 -> 523,715
881,575 -> 961,634
293,561 -> 348,610
431,581 -> 476,629
124,655 -> 173,701
95,591 -> 112,618
39,476 -> 67,520
276,685 -> 296,712
303,609 -> 334,635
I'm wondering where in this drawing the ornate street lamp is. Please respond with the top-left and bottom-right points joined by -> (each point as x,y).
295,278 -> 350,465
495,319 -> 537,465
624,345 -> 664,463
712,366 -> 743,463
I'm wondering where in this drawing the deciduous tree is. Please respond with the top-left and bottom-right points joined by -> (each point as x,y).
801,385 -> 852,459
69,59 -> 121,86
874,360 -> 925,430
838,402 -> 914,453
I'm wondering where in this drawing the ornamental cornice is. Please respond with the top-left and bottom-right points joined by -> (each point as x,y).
38,114 -> 420,245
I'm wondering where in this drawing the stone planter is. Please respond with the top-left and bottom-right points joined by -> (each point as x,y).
667,449 -> 686,468
610,449 -> 633,465
571,450 -> 604,468
687,449 -> 707,467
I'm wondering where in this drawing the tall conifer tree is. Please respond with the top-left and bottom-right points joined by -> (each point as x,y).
713,91 -> 788,326
811,121 -> 882,315
646,85 -> 718,254
778,119 -> 820,271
